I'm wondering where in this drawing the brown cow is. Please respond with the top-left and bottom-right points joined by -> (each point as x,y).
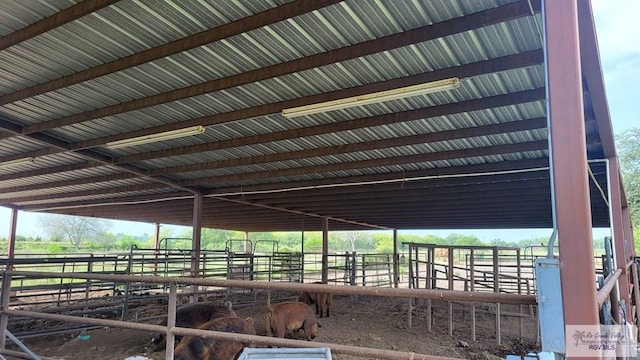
263,301 -> 319,341
173,316 -> 256,360
298,282 -> 333,318
149,302 -> 236,352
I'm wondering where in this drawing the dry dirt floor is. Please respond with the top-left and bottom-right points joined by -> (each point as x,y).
8,291 -> 540,360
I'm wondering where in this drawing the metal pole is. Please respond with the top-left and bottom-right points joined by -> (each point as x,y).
165,283 -> 177,360
0,272 -> 12,350
495,303 -> 501,345
6,208 -> 17,271
470,249 -> 475,292
426,298 -> 432,332
322,217 -> 329,284
471,304 -> 476,341
631,263 -> 640,326
447,247 -> 454,290
153,222 -> 160,278
393,229 -> 399,288
544,0 -> 600,344
5,331 -> 40,360
607,159 -> 632,322
191,192 -> 203,300
448,301 -> 453,336
9,270 -> 538,305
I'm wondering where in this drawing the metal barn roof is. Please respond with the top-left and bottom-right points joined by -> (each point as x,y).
0,0 -> 619,232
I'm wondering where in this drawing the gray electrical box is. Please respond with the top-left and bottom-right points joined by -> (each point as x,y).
535,257 -> 566,353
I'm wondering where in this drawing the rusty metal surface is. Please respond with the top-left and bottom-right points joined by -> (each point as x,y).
544,0 -> 600,330
7,270 -> 537,305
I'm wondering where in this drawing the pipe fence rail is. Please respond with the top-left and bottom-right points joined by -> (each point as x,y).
0,270 -> 538,360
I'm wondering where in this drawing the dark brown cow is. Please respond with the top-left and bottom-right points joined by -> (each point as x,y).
263,301 -> 319,341
298,282 -> 333,318
149,302 -> 236,352
173,316 -> 256,360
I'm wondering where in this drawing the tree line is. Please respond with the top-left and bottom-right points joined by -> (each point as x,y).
0,220 -> 566,255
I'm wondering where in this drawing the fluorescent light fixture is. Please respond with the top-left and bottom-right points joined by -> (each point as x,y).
282,77 -> 461,118
0,157 -> 35,169
106,125 -> 206,149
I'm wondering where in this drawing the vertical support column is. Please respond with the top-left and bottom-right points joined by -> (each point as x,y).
321,217 -> 328,284
0,271 -> 12,350
622,207 -> 635,259
545,0 -> 600,340
632,263 -> 640,326
191,193 -> 203,301
191,192 -> 203,279
393,229 -> 399,288
608,159 -> 632,322
493,247 -> 501,345
243,231 -> 250,253
154,223 -> 161,251
447,247 -> 454,290
153,222 -> 161,276
1,207 -> 18,350
7,208 -> 17,271
470,249 -> 475,292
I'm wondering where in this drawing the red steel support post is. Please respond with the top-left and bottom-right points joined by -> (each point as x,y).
192,193 -> 203,279
393,229 -> 399,288
608,160 -> 632,322
7,208 -> 17,271
545,0 -> 600,353
322,217 -> 329,284
0,209 -> 16,350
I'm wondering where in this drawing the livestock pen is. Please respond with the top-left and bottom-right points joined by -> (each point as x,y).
0,242 -> 541,359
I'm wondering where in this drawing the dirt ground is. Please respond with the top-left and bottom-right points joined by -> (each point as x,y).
9,292 -> 540,360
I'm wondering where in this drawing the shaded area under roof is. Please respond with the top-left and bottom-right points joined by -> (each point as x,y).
0,0 -> 619,232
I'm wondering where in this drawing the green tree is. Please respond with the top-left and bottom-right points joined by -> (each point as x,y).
617,128 -> 640,227
38,214 -> 111,251
445,233 -> 485,246
201,228 -> 241,251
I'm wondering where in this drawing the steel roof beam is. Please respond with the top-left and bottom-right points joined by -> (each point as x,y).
0,0 -> 118,51
0,0 -> 342,106
18,0 -> 542,135
181,140 -> 549,186
151,116 -> 547,175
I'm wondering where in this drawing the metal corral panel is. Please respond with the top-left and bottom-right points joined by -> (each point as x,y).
237,347 -> 332,360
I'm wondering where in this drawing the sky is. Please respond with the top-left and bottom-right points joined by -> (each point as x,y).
0,2 -> 637,242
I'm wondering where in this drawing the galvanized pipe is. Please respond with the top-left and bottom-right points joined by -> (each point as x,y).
0,349 -> 58,360
3,309 -> 463,360
597,268 -> 623,308
5,330 -> 40,360
7,271 -> 537,305
632,262 -> 640,326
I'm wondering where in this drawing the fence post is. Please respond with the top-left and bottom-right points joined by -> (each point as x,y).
361,255 -> 366,286
165,282 -> 177,360
408,244 -> 415,289
350,252 -> 357,286
0,271 -> 12,350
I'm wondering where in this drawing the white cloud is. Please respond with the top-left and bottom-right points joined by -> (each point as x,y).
591,0 -> 640,134
592,0 -> 640,63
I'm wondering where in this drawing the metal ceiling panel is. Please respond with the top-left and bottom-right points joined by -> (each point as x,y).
0,0 -> 617,232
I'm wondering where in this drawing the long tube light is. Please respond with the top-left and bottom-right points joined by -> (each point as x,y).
0,157 -> 35,169
106,125 -> 206,149
281,77 -> 461,118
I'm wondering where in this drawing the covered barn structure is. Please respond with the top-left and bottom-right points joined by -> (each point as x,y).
0,0 -> 636,359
